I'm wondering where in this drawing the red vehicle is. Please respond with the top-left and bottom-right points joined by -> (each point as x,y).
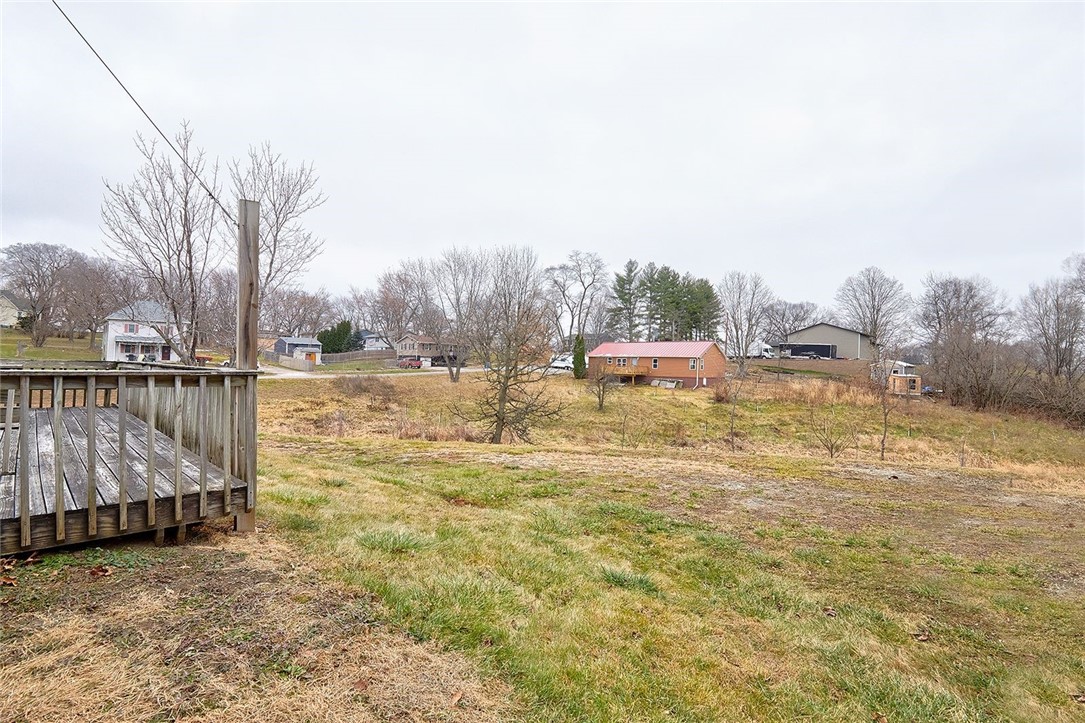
398,357 -> 422,369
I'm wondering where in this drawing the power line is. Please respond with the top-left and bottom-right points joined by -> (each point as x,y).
51,0 -> 237,226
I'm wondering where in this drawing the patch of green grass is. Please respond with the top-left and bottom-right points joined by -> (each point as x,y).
264,487 -> 330,508
600,566 -> 659,595
280,513 -> 320,532
354,527 -> 432,553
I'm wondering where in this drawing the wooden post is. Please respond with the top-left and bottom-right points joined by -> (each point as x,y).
2,389 -> 14,475
235,199 -> 259,532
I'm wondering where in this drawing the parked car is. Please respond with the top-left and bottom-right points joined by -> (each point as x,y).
430,354 -> 457,367
398,357 -> 422,369
549,354 -> 574,371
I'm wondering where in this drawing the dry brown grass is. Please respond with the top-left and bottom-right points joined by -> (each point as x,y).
0,522 -> 515,723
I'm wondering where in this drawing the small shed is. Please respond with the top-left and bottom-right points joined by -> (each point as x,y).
274,337 -> 322,364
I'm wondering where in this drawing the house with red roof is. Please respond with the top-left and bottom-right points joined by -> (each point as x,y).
586,340 -> 727,389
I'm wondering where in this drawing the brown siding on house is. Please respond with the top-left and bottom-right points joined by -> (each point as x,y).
587,344 -> 727,388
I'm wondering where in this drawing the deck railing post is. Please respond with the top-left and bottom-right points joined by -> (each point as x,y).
2,388 -> 14,475
53,376 -> 65,541
222,376 -> 232,514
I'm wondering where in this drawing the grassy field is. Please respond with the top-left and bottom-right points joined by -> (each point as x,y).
0,328 -> 101,361
3,370 -> 1083,721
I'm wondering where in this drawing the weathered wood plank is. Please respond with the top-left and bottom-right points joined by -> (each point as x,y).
53,378 -> 65,540
26,409 -> 48,517
174,376 -> 183,522
198,377 -> 208,518
67,407 -> 124,507
117,378 -> 128,530
146,376 -> 156,527
222,376 -> 232,514
86,375 -> 97,535
19,375 -> 30,547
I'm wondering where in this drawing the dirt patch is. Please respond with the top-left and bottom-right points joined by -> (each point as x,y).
0,523 -> 514,723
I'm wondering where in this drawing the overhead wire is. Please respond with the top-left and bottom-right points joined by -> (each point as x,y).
50,0 -> 238,226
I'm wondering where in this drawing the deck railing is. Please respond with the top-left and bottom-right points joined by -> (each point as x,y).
601,364 -> 651,377
0,363 -> 257,550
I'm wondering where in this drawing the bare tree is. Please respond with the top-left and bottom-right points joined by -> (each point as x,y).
354,267 -> 425,349
836,267 -> 911,460
1018,277 -> 1085,422
0,242 -> 76,346
463,246 -> 563,443
102,124 -> 225,364
808,405 -> 859,459
717,271 -> 775,377
229,142 -> 327,299
587,363 -> 618,411
262,287 -> 336,337
546,251 -> 609,350
764,300 -> 823,342
431,247 -> 490,382
57,255 -> 142,349
199,268 -> 239,352
918,273 -> 1016,409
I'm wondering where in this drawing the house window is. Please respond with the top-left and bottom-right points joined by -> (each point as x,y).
908,379 -> 917,390
700,359 -> 705,370
606,356 -> 612,364
689,358 -> 696,371
652,358 -> 658,369
124,323 -> 139,333
121,343 -> 136,355
616,358 -> 627,367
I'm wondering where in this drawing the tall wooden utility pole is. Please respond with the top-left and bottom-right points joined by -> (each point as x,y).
235,199 -> 259,532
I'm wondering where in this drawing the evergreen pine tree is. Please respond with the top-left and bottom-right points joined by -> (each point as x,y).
573,334 -> 587,379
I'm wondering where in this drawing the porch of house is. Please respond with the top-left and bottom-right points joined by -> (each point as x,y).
0,364 -> 257,555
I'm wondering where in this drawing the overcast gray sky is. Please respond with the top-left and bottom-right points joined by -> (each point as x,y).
2,1 -> 1082,307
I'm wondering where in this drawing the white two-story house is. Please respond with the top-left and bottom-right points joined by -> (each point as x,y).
102,301 -> 184,362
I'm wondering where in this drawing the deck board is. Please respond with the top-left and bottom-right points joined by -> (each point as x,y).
0,408 -> 243,523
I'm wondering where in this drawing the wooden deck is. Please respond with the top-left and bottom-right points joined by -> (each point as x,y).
0,364 -> 258,555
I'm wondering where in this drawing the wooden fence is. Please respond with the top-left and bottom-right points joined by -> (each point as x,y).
319,349 -> 396,364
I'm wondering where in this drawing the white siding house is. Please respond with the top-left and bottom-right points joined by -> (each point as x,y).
102,302 -> 183,362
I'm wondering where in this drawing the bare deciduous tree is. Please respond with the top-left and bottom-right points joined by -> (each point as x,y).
836,267 -> 911,460
431,247 -> 490,382
764,300 -> 824,342
918,273 -> 1016,409
0,242 -> 76,346
546,251 -> 609,350
717,271 -> 775,377
1019,277 -> 1085,422
587,363 -> 618,411
808,405 -> 859,459
262,286 -> 336,337
463,246 -> 563,443
57,255 -> 142,349
102,124 -> 225,364
230,142 -> 327,299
